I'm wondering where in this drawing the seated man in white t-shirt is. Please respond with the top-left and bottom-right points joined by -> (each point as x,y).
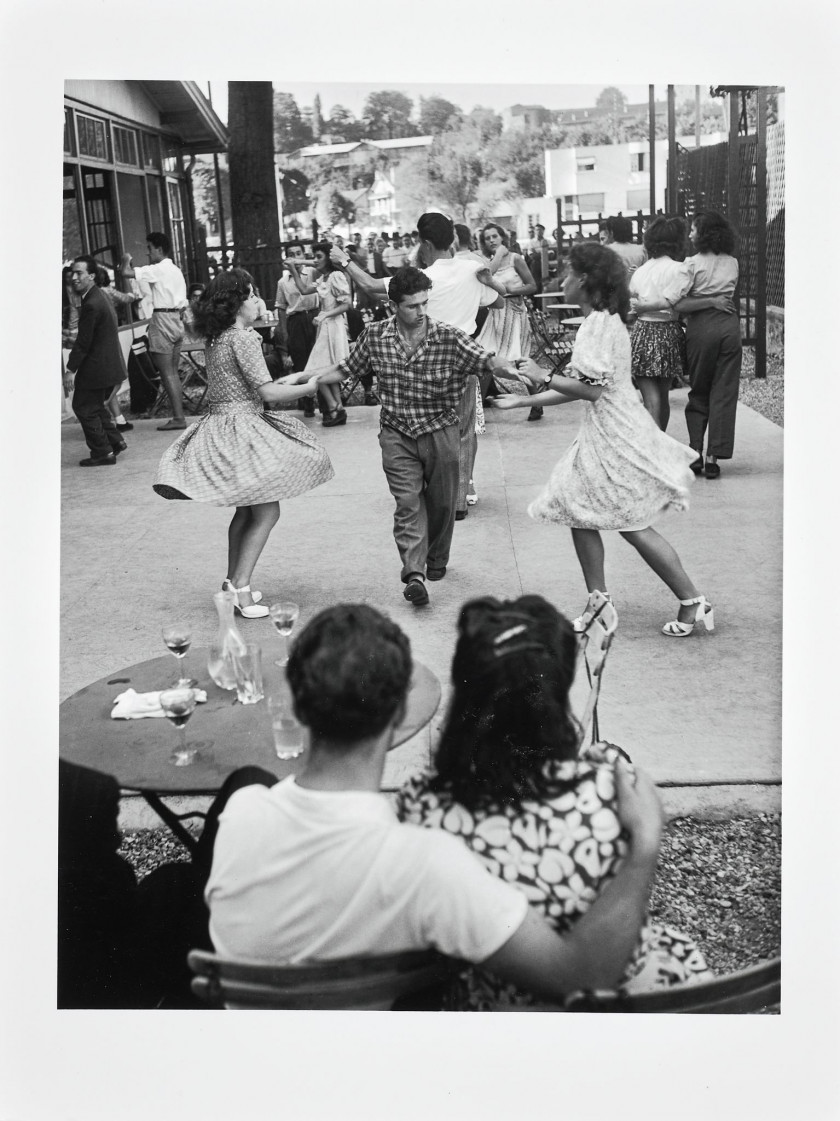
205,603 -> 663,1002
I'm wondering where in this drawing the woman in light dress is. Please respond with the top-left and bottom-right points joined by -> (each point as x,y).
396,594 -> 713,1010
493,242 -> 714,638
475,223 -> 539,411
153,269 -> 333,618
286,241 -> 351,427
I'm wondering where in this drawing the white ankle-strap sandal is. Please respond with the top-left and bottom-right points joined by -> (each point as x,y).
662,595 -> 715,637
573,592 -> 611,634
223,578 -> 263,605
228,583 -> 269,619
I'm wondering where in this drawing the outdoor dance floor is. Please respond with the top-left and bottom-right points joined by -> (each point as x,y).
59,389 -> 782,802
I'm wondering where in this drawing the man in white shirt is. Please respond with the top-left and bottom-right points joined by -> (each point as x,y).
273,244 -> 319,416
205,603 -> 663,1002
120,232 -> 188,431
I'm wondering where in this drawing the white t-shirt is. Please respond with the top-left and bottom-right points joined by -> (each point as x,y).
372,255 -> 494,334
630,256 -> 692,322
132,257 -> 187,308
206,777 -> 528,964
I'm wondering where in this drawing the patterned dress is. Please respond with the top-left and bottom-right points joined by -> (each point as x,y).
476,257 -> 532,395
305,272 -> 350,370
528,310 -> 697,531
396,754 -> 712,1010
153,327 -> 333,506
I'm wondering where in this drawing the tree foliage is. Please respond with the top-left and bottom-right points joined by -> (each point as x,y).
274,91 -> 313,153
325,104 -> 365,143
418,95 -> 462,135
467,105 -> 504,144
362,90 -> 418,139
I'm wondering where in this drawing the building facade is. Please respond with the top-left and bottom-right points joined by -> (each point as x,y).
63,80 -> 227,285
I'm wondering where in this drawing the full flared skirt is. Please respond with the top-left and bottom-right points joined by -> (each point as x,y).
153,407 -> 334,506
527,395 -> 697,531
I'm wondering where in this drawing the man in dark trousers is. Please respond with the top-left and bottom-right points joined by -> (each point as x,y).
63,255 -> 127,466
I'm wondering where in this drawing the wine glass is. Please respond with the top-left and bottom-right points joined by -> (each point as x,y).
161,622 -> 196,687
159,687 -> 201,766
269,602 -> 300,667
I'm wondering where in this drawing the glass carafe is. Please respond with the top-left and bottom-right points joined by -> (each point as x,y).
207,590 -> 248,690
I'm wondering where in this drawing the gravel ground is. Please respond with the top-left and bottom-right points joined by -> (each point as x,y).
738,320 -> 784,427
120,811 -> 781,985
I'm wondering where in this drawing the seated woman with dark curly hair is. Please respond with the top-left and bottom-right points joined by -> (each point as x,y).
396,594 -> 713,1010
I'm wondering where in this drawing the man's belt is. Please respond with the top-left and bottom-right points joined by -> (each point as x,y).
152,307 -> 183,313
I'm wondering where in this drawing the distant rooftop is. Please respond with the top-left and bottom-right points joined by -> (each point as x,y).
292,135 -> 433,158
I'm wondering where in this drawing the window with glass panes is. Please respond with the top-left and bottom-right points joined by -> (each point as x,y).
64,109 -> 75,156
82,170 -> 117,265
166,180 -> 186,268
77,114 -> 109,161
113,126 -> 139,166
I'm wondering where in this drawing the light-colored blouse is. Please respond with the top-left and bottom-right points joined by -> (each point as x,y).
630,256 -> 691,322
684,251 -> 739,313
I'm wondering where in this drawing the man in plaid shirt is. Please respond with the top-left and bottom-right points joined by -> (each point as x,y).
282,266 -> 517,605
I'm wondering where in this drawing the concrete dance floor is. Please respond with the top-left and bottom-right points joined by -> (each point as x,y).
60,388 -> 782,817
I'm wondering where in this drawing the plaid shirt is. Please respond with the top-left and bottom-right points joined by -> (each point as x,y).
337,316 -> 493,438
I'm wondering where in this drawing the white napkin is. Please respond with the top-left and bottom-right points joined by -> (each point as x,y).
111,687 -> 208,720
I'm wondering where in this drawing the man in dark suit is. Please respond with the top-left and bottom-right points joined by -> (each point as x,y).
63,255 -> 128,466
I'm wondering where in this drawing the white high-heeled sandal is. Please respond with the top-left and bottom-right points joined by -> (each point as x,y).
228,583 -> 269,619
573,592 -> 611,633
662,595 -> 715,637
223,578 -> 262,605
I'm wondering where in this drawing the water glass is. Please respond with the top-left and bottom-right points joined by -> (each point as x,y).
268,694 -> 305,759
233,643 -> 264,705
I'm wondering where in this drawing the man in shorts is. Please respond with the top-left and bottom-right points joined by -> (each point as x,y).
120,232 -> 188,431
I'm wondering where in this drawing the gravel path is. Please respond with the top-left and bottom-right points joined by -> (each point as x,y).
120,812 -> 781,981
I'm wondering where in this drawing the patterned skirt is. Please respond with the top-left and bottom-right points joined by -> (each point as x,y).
631,319 -> 686,381
153,401 -> 334,506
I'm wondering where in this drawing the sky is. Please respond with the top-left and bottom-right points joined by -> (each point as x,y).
205,82 -> 682,127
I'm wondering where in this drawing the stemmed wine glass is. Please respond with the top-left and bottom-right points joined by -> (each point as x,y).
269,602 -> 300,667
162,622 -> 196,687
159,687 -> 202,766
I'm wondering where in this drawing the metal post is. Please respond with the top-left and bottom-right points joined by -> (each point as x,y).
727,91 -> 742,337
648,85 -> 656,217
695,85 -> 702,148
755,88 -> 768,379
667,84 -> 677,214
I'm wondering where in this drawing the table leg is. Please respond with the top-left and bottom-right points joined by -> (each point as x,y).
141,791 -> 205,855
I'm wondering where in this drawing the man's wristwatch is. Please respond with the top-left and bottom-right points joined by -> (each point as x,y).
542,372 -> 553,387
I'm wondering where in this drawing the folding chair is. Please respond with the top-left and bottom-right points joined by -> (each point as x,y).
149,342 -> 208,417
188,948 -> 462,1010
575,590 -> 619,751
527,300 -> 575,369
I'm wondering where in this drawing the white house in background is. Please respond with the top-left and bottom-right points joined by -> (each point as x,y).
544,134 -> 726,223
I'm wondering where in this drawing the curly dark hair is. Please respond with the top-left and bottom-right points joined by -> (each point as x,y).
428,595 -> 581,811
643,215 -> 687,260
313,240 -> 339,273
479,222 -> 509,256
388,265 -> 432,304
692,210 -> 737,255
569,242 -> 631,322
192,268 -> 255,344
286,604 -> 412,745
604,215 -> 634,244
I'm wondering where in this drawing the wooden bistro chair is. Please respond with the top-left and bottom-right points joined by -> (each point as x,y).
561,957 -> 781,1014
188,948 -> 462,1011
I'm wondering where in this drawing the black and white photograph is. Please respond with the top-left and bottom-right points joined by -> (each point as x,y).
2,3 -> 837,1118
